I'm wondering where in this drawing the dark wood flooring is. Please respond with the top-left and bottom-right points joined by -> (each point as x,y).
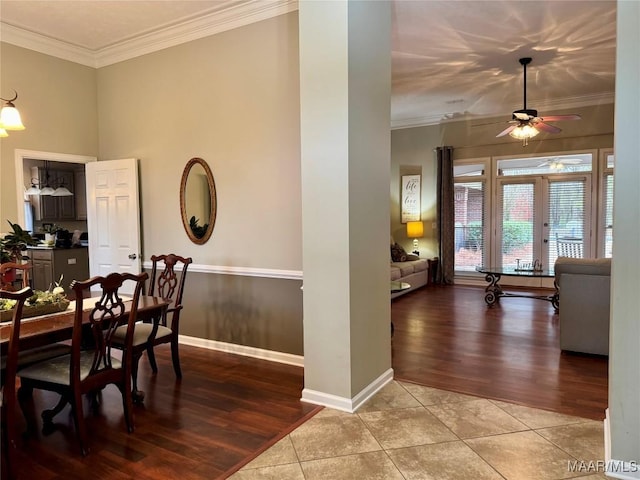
10,347 -> 320,480
9,284 -> 608,479
392,284 -> 608,421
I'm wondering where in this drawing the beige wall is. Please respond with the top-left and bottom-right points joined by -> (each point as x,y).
0,43 -> 98,229
390,103 -> 615,258
1,14 -> 304,355
96,13 -> 301,271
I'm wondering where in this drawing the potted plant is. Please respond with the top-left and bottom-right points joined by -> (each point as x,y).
2,220 -> 38,263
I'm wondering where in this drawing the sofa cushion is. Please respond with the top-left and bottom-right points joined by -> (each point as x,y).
391,243 -> 408,262
391,258 -> 428,276
554,257 -> 611,279
390,266 -> 402,281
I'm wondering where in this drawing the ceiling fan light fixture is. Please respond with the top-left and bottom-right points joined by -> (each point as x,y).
509,124 -> 539,144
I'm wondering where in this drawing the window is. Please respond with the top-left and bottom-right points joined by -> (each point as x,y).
601,151 -> 614,257
454,150 -> 608,282
454,162 -> 488,271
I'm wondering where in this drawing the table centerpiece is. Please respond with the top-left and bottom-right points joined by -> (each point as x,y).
0,276 -> 70,322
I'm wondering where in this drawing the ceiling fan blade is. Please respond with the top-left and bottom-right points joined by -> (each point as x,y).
534,122 -> 562,134
540,114 -> 581,122
496,125 -> 517,138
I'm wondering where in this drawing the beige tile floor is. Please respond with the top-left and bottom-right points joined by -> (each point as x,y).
230,380 -> 608,480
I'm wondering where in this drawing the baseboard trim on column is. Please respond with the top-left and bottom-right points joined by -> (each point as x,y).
300,368 -> 394,413
603,409 -> 640,479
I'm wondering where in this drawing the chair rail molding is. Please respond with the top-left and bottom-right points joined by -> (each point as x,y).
141,261 -> 302,281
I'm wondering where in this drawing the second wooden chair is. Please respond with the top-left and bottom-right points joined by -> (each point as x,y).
112,254 -> 191,402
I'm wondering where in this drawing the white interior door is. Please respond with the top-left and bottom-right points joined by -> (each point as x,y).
86,158 -> 141,293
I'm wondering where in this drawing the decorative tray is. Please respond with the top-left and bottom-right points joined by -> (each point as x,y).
0,299 -> 71,322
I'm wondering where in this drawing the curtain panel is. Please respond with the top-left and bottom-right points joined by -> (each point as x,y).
436,146 -> 455,284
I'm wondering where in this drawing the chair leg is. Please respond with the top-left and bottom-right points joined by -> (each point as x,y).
70,389 -> 89,456
171,335 -> 182,379
119,376 -> 135,434
41,394 -> 70,425
146,345 -> 158,374
131,352 -> 145,404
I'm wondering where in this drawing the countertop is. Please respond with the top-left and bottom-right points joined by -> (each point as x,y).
27,245 -> 88,250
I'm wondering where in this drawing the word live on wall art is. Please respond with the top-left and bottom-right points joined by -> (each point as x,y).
401,174 -> 421,223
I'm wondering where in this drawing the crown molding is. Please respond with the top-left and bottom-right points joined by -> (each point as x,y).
0,23 -> 97,67
391,91 -> 616,130
0,0 -> 298,69
94,0 -> 298,68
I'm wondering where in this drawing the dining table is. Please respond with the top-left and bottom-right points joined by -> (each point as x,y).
0,295 -> 171,400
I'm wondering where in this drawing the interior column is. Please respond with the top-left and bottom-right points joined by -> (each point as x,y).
608,0 -> 640,474
298,0 -> 393,411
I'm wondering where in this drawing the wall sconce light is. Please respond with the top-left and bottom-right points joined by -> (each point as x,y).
406,221 -> 424,255
0,90 -> 26,136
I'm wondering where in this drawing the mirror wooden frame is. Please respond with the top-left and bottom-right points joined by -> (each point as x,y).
179,157 -> 217,245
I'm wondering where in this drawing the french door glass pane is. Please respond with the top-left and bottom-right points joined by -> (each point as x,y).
454,181 -> 485,271
501,183 -> 534,268
548,180 -> 586,266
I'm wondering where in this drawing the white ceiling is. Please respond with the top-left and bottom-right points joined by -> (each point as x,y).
0,0 -> 617,129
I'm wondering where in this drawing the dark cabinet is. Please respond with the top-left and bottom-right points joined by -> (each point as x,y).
40,170 -> 76,220
29,248 -> 90,294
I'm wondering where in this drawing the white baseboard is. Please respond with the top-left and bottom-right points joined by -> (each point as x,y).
178,335 -> 304,367
603,409 -> 640,479
300,368 -> 394,413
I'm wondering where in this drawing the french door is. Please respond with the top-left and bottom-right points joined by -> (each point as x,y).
496,174 -> 591,272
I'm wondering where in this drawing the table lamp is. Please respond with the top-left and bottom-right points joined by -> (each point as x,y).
406,221 -> 424,255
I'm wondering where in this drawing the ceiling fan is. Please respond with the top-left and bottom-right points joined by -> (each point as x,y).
497,57 -> 581,145
537,157 -> 583,170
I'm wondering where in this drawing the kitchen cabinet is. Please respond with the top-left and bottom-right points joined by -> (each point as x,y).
29,248 -> 90,295
74,170 -> 87,220
40,170 -> 76,220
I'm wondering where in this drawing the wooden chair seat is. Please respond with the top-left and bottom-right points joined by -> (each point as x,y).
18,350 -> 123,387
1,343 -> 71,372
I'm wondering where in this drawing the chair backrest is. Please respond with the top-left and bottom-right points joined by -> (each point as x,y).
149,254 -> 192,309
556,234 -> 583,258
1,287 -> 33,387
0,262 -> 31,291
70,272 -> 147,381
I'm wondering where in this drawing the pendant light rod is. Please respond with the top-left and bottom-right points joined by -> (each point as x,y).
519,57 -> 532,111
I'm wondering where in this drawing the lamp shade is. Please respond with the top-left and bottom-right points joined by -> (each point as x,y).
25,185 -> 40,195
52,186 -> 73,197
39,186 -> 55,196
406,221 -> 424,238
0,104 -> 25,131
0,127 -> 8,138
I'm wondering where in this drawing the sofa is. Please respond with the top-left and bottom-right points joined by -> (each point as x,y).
390,240 -> 429,298
554,257 -> 611,355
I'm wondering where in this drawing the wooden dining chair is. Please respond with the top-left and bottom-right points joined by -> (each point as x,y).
112,254 -> 191,402
0,262 -> 31,291
1,287 -> 32,480
17,272 -> 148,456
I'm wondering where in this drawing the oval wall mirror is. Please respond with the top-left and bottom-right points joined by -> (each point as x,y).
180,157 -> 217,244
